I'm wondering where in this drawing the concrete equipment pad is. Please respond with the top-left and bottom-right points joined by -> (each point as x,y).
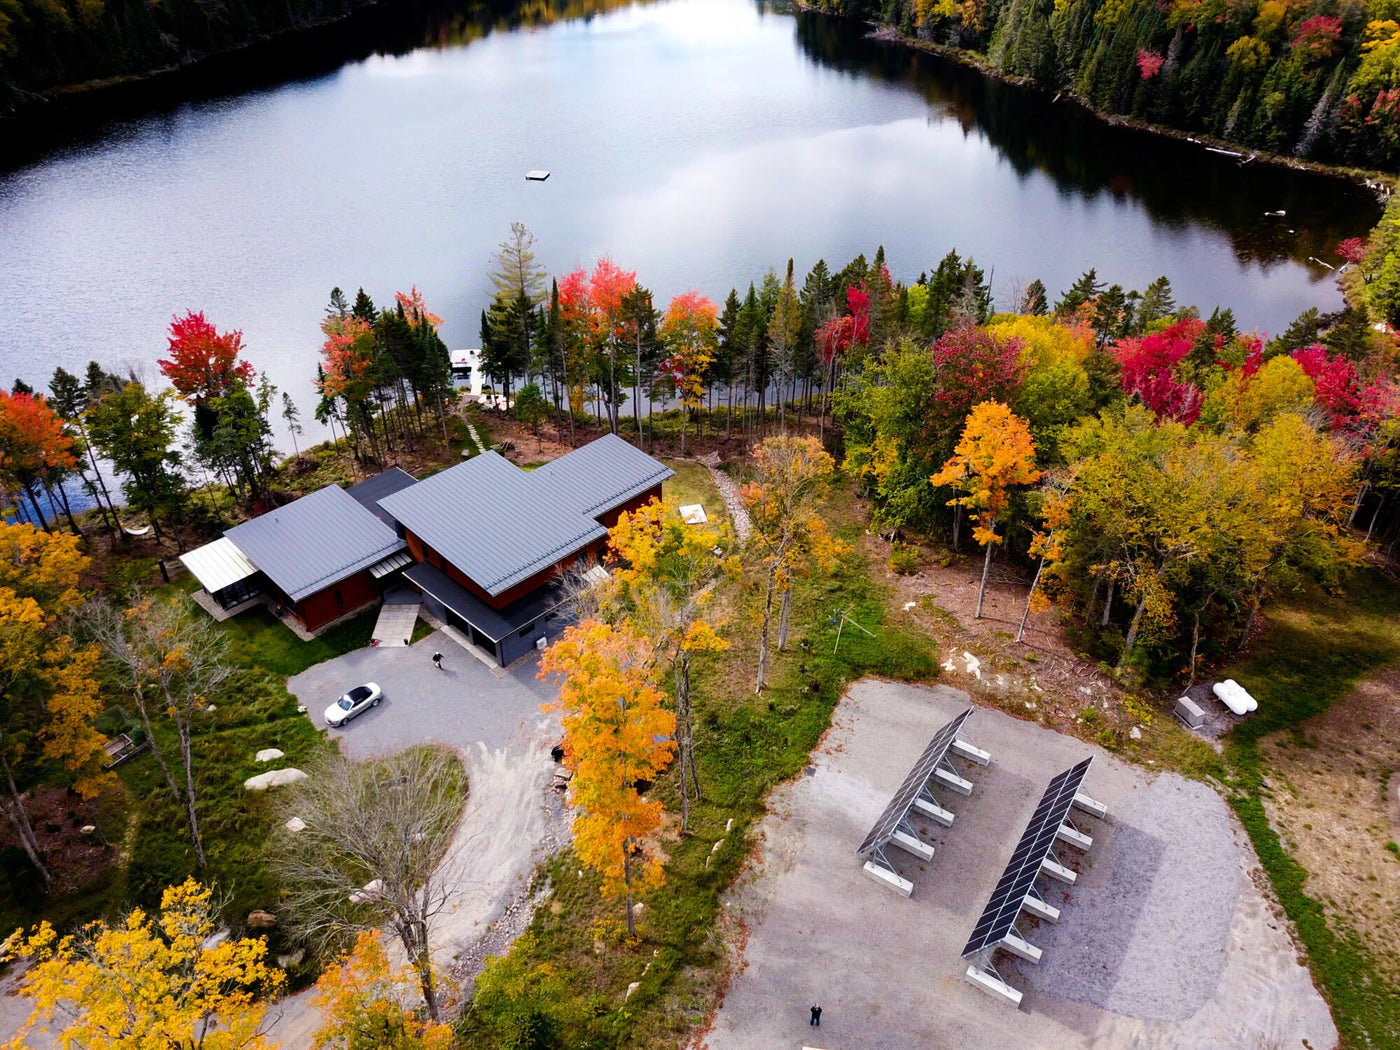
702,680 -> 1338,1050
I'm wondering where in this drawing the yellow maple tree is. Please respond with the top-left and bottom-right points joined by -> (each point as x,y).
538,620 -> 676,936
931,401 -> 1042,619
4,878 -> 284,1050
310,930 -> 453,1050
0,521 -> 99,888
602,498 -> 736,833
740,436 -> 846,694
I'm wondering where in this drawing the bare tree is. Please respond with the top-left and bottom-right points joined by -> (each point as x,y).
269,747 -> 467,1023
80,594 -> 233,868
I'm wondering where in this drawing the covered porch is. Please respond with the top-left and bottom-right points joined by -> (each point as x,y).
179,537 -> 263,612
403,562 -> 572,666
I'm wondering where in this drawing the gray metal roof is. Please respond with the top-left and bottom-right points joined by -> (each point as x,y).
530,433 -> 674,516
347,467 -> 419,528
226,485 -> 405,601
179,537 -> 259,594
378,452 -> 608,596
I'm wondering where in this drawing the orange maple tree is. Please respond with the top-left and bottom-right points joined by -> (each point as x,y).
602,498 -> 735,833
931,401 -> 1042,619
0,390 -> 79,533
537,620 -> 675,936
310,930 -> 453,1050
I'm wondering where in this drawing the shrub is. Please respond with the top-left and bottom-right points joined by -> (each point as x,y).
888,545 -> 919,575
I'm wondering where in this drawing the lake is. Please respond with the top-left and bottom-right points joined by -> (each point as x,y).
0,0 -> 1383,445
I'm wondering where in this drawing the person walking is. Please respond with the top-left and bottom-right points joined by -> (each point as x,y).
432,651 -> 444,670
809,1005 -> 822,1027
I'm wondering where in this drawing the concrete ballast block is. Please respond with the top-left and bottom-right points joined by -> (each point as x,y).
1002,931 -> 1042,964
861,861 -> 913,897
1056,823 -> 1093,851
890,829 -> 935,861
1040,856 -> 1077,884
1022,895 -> 1061,923
964,966 -> 1023,1006
933,767 -> 973,796
913,797 -> 955,826
951,738 -> 991,765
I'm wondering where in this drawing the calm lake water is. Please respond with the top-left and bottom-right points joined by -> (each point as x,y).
0,0 -> 1383,444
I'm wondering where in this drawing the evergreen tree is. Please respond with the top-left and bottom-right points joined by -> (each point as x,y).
1020,278 -> 1049,315
1055,268 -> 1104,314
1134,275 -> 1176,331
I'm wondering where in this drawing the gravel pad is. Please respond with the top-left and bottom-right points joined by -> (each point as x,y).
1031,773 -> 1240,1021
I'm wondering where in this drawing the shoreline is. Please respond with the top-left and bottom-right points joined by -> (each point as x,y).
815,10 -> 1396,197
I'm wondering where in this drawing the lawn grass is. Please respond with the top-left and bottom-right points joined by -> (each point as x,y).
457,477 -> 939,1048
118,672 -> 331,937
216,606 -> 376,677
661,460 -> 730,532
1218,569 -> 1400,1050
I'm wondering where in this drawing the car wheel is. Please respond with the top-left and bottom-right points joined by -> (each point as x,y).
371,697 -> 380,707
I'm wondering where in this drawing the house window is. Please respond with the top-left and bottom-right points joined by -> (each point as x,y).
334,589 -> 344,608
518,621 -> 537,637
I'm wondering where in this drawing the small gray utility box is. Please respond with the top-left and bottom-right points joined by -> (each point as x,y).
1174,694 -> 1206,729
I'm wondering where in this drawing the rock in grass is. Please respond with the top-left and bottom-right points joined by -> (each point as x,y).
244,768 -> 308,791
284,816 -> 307,833
255,748 -> 285,763
247,910 -> 277,929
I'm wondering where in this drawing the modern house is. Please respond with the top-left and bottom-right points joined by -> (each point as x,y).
379,433 -> 672,665
180,483 -> 411,632
180,434 -> 673,661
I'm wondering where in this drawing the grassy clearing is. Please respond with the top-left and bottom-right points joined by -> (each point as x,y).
1218,570 -> 1400,1050
661,460 -> 730,532
458,477 -> 938,1049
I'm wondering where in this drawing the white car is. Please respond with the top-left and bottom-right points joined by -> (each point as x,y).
324,683 -> 382,727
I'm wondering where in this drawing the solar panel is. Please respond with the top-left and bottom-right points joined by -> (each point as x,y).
857,708 -> 973,857
961,757 -> 1093,958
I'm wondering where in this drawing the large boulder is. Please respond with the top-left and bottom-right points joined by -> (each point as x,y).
349,879 -> 384,904
244,768 -> 308,791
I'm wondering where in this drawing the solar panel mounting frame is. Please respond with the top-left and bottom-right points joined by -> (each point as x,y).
961,756 -> 1094,961
856,708 -> 975,879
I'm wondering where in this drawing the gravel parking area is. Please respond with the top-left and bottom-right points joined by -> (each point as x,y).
703,679 -> 1336,1050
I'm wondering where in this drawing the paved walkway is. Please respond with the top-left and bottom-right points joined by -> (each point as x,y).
372,601 -> 419,647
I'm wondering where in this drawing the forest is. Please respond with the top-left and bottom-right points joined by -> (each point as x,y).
807,0 -> 1400,169
0,0 -> 637,115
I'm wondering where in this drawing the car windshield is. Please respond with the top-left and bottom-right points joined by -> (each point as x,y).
337,698 -> 354,710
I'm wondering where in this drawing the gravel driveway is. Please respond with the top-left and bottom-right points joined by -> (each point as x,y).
268,629 -> 566,1044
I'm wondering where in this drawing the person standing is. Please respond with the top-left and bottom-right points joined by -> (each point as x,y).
432,651 -> 444,670
809,1005 -> 822,1027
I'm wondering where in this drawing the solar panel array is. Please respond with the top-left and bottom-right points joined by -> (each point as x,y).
961,757 -> 1094,958
857,708 -> 973,858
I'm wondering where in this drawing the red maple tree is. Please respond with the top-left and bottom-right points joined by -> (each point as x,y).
158,312 -> 255,405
